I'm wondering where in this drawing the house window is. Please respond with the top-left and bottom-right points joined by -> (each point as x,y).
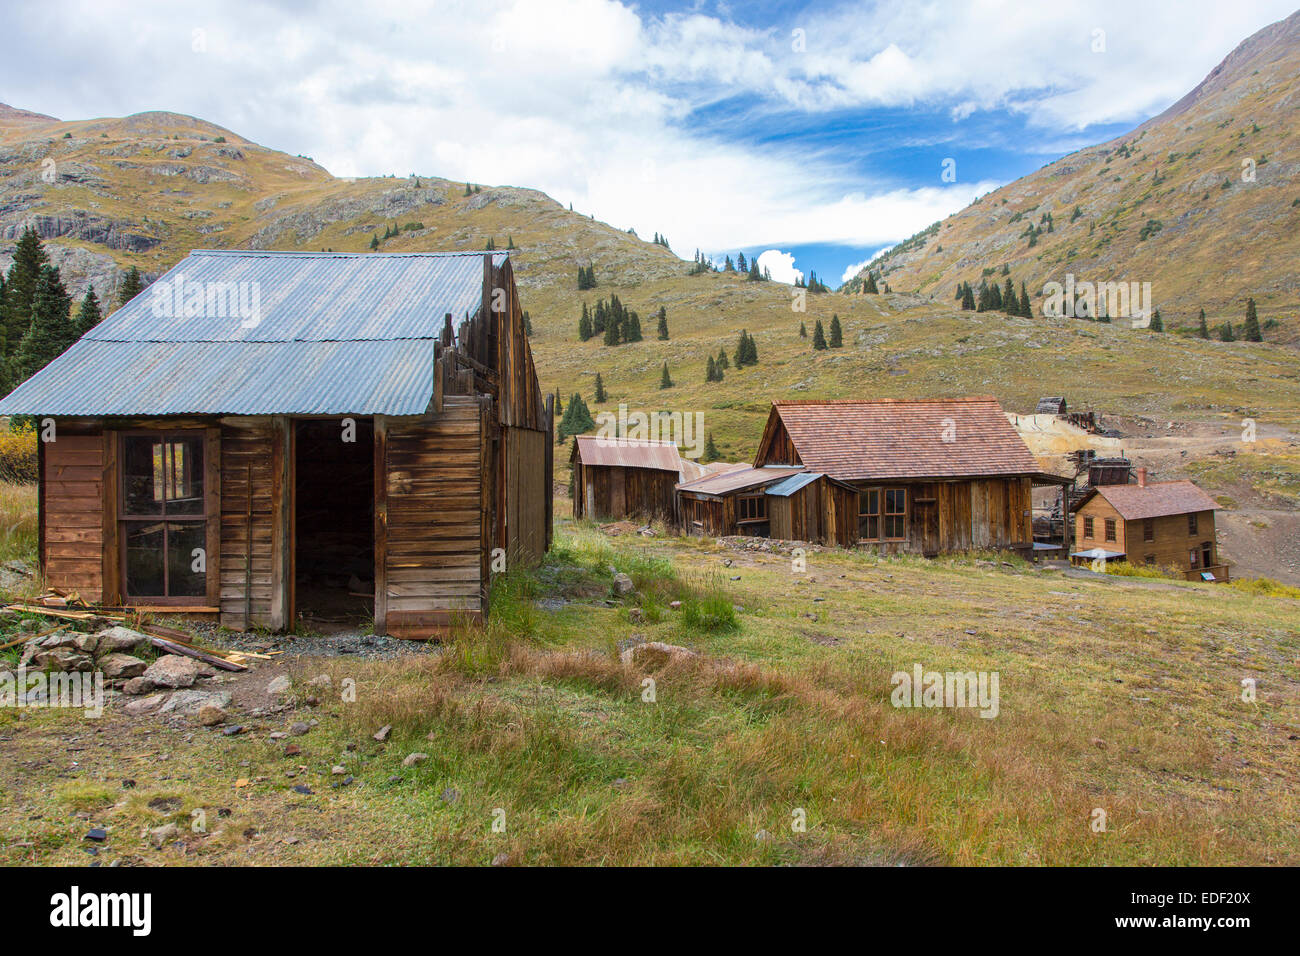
120,433 -> 208,599
737,495 -> 767,523
1188,512 -> 1198,535
883,488 -> 906,539
1083,516 -> 1094,539
858,489 -> 880,540
1189,547 -> 1200,568
1104,518 -> 1116,542
1143,518 -> 1154,542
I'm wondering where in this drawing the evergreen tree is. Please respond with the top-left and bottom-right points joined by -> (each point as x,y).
706,355 -> 717,382
484,236 -> 495,251
1243,298 -> 1262,341
864,272 -> 878,294
16,265 -> 73,379
622,309 -> 643,342
1019,282 -> 1033,318
799,321 -> 807,338
464,183 -> 473,196
557,393 -> 595,439
554,389 -> 563,416
522,310 -> 532,335
3,226 -> 51,355
716,347 -> 729,370
578,302 -> 593,341
812,319 -> 828,350
1197,309 -> 1209,339
1003,277 -> 1018,315
1149,309 -> 1163,332
659,362 -> 673,389
369,233 -> 379,251
737,251 -> 747,273
72,286 -> 103,340
703,432 -> 720,462
1219,322 -> 1236,342
603,313 -> 620,346
960,282 -> 976,311
829,313 -> 843,348
593,372 -> 607,403
506,236 -> 515,250
656,306 -> 669,340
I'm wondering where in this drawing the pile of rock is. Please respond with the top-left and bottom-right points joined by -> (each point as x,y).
121,653 -> 231,722
20,624 -> 151,681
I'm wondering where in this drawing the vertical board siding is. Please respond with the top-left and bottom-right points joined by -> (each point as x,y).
383,397 -> 483,635
43,430 -> 105,603
504,425 -> 548,564
220,418 -> 277,628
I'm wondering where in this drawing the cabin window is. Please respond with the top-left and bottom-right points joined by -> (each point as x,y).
1189,547 -> 1200,568
1143,518 -> 1154,542
858,490 -> 880,540
1187,512 -> 1198,535
883,488 -> 906,539
736,495 -> 767,523
1104,518 -> 1116,543
120,432 -> 209,600
1083,516 -> 1094,539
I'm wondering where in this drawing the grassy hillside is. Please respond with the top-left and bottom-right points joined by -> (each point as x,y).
849,11 -> 1300,345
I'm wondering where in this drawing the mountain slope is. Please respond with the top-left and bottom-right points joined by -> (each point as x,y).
850,10 -> 1300,343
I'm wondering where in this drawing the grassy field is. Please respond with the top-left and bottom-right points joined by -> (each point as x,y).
2,517 -> 1297,866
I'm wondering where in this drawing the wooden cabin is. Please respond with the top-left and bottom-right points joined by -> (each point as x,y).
676,465 -> 803,537
570,436 -> 682,521
765,472 -> 859,546
750,398 -> 1071,555
1071,470 -> 1226,580
0,250 -> 551,638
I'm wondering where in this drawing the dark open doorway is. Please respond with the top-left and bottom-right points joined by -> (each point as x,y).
293,418 -> 374,632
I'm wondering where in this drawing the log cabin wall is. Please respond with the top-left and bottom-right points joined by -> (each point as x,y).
679,493 -> 732,536
852,477 -> 1033,555
573,464 -> 678,522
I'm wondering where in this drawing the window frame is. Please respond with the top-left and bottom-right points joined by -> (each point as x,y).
1143,518 -> 1154,542
858,487 -> 906,542
736,494 -> 767,525
1188,512 -> 1199,535
1083,515 -> 1094,539
1104,518 -> 1117,543
117,429 -> 216,605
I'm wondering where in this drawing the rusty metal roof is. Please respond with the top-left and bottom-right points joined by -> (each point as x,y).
571,436 -> 683,473
0,250 -> 508,416
765,397 -> 1041,480
1083,481 -> 1220,521
678,460 -> 747,482
677,465 -> 804,497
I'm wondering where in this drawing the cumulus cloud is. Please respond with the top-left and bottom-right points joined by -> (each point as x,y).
1,0 -> 1292,264
757,250 -> 802,285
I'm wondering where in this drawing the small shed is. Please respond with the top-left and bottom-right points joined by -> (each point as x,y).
570,436 -> 684,521
676,465 -> 803,537
0,249 -> 551,638
1034,397 -> 1067,415
764,472 -> 859,546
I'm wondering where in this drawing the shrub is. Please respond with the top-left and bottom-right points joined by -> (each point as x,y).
0,422 -> 38,483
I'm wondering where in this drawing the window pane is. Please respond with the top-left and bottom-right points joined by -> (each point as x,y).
165,437 -> 205,515
167,522 -> 207,597
125,522 -> 166,596
122,437 -> 163,515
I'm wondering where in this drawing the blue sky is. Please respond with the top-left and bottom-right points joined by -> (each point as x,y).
3,0 -> 1296,285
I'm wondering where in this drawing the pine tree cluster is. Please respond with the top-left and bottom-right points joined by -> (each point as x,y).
577,295 -> 643,345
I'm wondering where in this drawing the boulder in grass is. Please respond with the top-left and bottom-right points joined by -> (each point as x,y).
142,654 -> 200,689
619,641 -> 697,668
124,694 -> 167,717
158,690 -> 232,717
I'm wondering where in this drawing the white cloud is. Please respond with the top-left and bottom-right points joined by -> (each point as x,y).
757,250 -> 802,285
2,0 -> 1294,266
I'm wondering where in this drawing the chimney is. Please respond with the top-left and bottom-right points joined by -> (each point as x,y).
1137,467 -> 1148,488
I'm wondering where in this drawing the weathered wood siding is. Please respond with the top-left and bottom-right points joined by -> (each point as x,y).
573,463 -> 678,522
504,424 -> 549,563
854,477 -> 1032,555
219,417 -> 285,629
378,398 -> 483,637
42,429 -> 105,603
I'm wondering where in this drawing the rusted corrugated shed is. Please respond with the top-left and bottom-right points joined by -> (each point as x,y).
571,436 -> 682,473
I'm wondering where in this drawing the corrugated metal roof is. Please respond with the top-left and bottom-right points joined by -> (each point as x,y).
677,465 -> 804,496
571,436 -> 683,473
677,459 -> 746,483
0,250 -> 507,416
767,397 -> 1041,480
765,472 -> 824,497
1087,480 -> 1220,521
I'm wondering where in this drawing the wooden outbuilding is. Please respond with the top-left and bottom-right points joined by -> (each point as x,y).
676,465 -> 803,537
569,436 -> 683,521
750,397 -> 1071,555
0,250 -> 551,638
1071,469 -> 1226,580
